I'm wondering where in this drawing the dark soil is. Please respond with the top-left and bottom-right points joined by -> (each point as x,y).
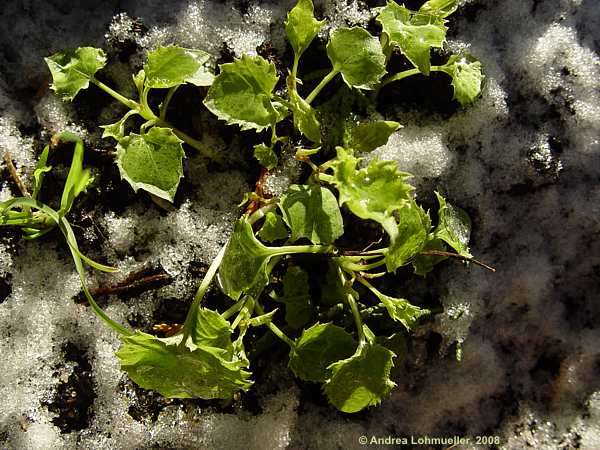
44,343 -> 95,433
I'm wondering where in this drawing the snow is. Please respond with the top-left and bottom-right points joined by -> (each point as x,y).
1,0 -> 599,449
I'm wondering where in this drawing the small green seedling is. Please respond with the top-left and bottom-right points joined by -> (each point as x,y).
204,0 -> 484,168
0,132 -> 128,335
45,46 -> 215,202
34,0 -> 491,413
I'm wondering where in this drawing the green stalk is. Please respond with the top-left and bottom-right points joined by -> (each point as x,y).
248,203 -> 277,225
306,68 -> 339,104
254,301 -> 295,348
337,266 -> 365,345
59,216 -> 131,336
339,258 -> 386,273
181,244 -> 228,344
221,297 -> 248,320
94,77 -> 217,159
290,54 -> 300,91
90,78 -> 138,110
380,66 -> 447,88
160,85 -> 180,121
231,297 -> 253,329
272,243 -> 335,256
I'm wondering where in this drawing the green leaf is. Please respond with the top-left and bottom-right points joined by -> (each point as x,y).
204,55 -> 280,131
384,201 -> 431,272
190,308 -> 234,357
289,323 -> 356,382
287,76 -> 321,142
100,110 -> 137,141
377,2 -> 447,75
412,237 -> 447,276
253,143 -> 278,170
329,147 -> 413,236
56,131 -> 93,215
270,266 -> 312,330
376,293 -> 429,331
45,47 -> 107,100
323,343 -> 396,413
115,127 -> 185,202
346,120 -> 401,153
117,332 -> 252,399
218,218 -> 278,300
439,54 -> 484,106
327,27 -> 387,89
285,0 -> 325,58
257,211 -> 289,242
419,0 -> 458,18
144,45 -> 213,88
248,309 -> 277,327
32,145 -> 52,200
434,192 -> 472,257
279,184 -> 344,244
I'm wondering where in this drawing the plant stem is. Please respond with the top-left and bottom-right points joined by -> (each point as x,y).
222,297 -> 247,320
337,267 -> 366,345
248,203 -> 277,225
291,55 -> 300,90
380,66 -> 446,88
92,78 -> 217,159
160,85 -> 180,121
231,297 -> 253,329
306,68 -> 339,104
181,244 -> 228,344
254,300 -> 295,348
90,78 -> 138,110
165,124 -> 219,160
338,257 -> 386,273
273,243 -> 336,256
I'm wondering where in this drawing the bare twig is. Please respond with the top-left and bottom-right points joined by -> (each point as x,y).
2,151 -> 30,197
76,265 -> 172,303
419,250 -> 496,272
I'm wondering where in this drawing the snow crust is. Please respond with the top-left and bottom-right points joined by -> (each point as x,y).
1,0 -> 599,449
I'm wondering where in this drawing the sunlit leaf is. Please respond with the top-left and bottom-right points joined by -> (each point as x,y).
115,127 -> 185,202
327,27 -> 386,89
289,323 -> 356,382
45,47 -> 107,100
204,55 -> 280,131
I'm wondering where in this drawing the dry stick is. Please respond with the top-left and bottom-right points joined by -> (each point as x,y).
2,151 -> 30,197
420,250 -> 496,272
86,266 -> 172,298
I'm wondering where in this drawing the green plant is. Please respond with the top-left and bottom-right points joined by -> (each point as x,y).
28,0 -> 491,413
45,45 -> 215,202
0,132 -> 128,336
